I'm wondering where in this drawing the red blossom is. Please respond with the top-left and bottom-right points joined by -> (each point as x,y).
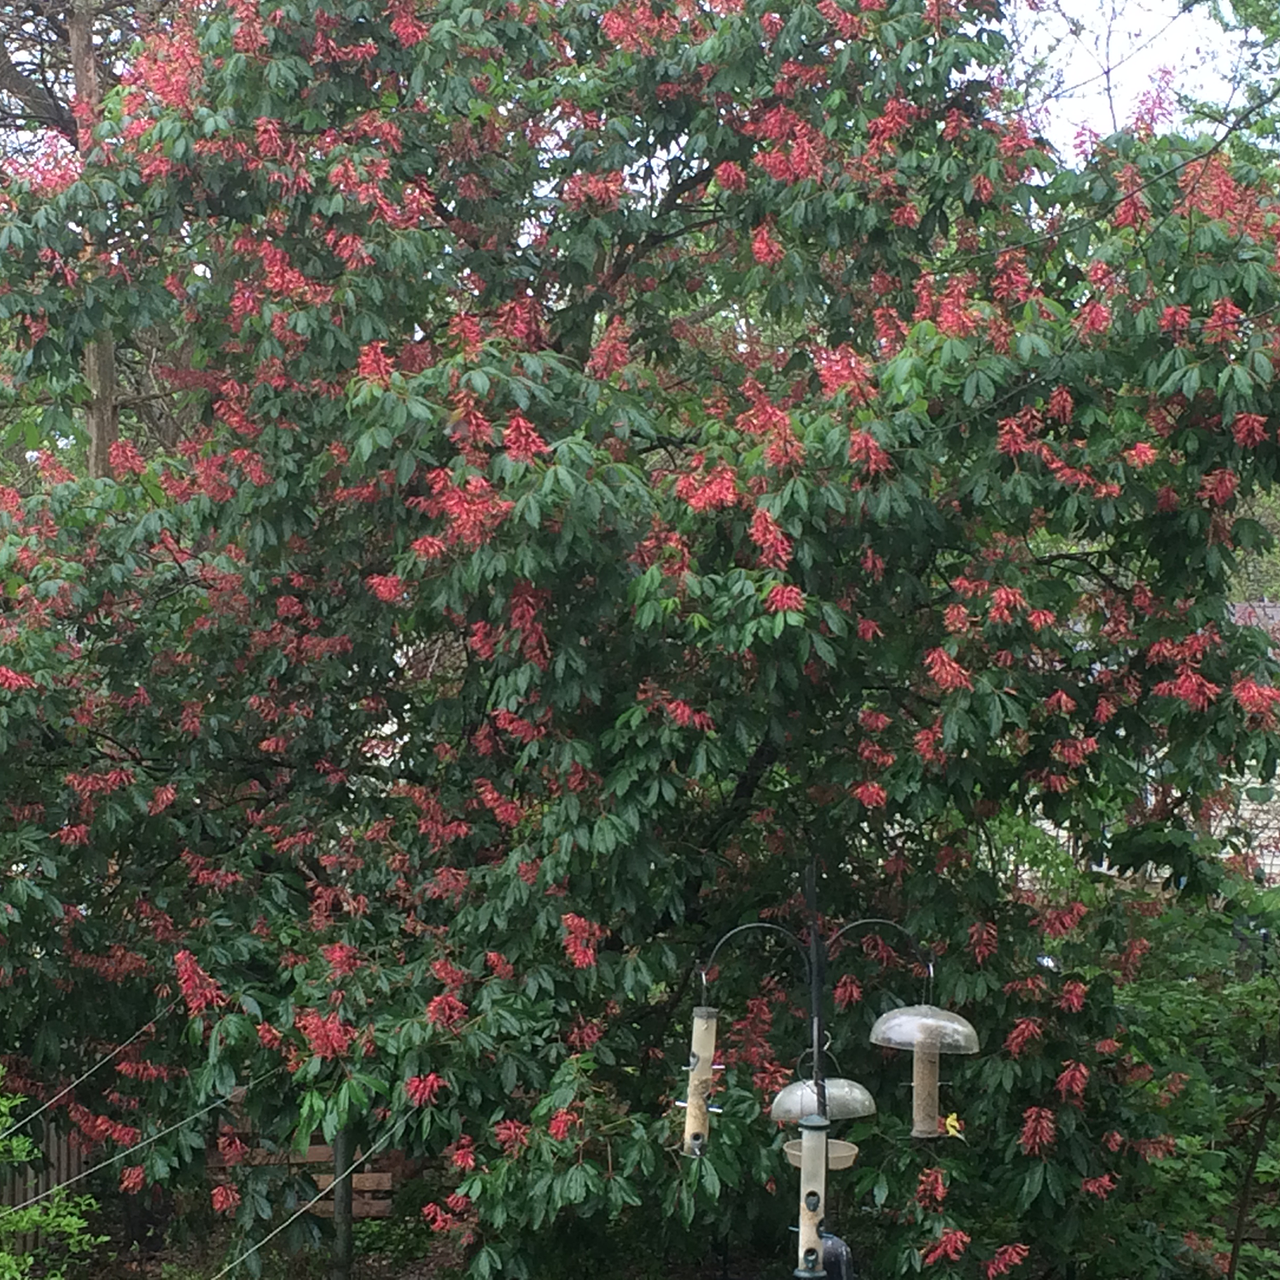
211,1184 -> 241,1214
923,1228 -> 970,1266
148,784 -> 177,815
446,1134 -> 476,1171
422,1202 -> 456,1232
1198,467 -> 1239,506
406,1073 -> 447,1107
715,161 -> 747,191
503,414 -> 551,463
0,666 -> 36,691
851,781 -> 887,808
1203,296 -> 1244,344
1055,1060 -> 1090,1103
1036,900 -> 1087,938
915,1166 -> 947,1212
427,993 -> 469,1030
547,1107 -> 579,1141
562,913 -> 608,968
1232,412 -> 1269,446
1019,1106 -> 1056,1156
119,1165 -> 145,1194
1004,1017 -> 1044,1058
967,921 -> 998,966
1056,980 -> 1089,1013
833,974 -> 862,1009
494,1118 -> 530,1155
765,583 -> 805,614
217,1126 -> 249,1166
365,574 -> 405,603
1081,1172 -> 1118,1199
985,1244 -> 1031,1278
174,949 -> 227,1016
749,506 -> 792,570
356,342 -> 394,386
924,647 -> 973,692
294,1008 -> 358,1059
751,222 -> 785,266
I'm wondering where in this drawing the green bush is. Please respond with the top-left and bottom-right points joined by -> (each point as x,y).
0,1072 -> 102,1280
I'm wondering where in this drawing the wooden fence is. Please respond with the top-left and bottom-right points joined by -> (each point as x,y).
0,1126 -> 85,1254
207,1138 -> 404,1219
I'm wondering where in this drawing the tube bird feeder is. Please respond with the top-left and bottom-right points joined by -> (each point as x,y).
869,1005 -> 978,1139
681,1005 -> 719,1156
795,1113 -> 829,1276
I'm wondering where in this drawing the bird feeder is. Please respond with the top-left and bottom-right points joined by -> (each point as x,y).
771,1077 -> 876,1168
869,1005 -> 978,1139
769,1077 -> 875,1277
680,1005 -> 719,1157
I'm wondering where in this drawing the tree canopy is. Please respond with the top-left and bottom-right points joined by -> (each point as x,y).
5,1 -> 1280,1276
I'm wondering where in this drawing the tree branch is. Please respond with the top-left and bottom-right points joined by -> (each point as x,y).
0,42 -> 76,142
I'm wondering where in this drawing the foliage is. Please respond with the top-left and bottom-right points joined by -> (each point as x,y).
0,1072 -> 102,1280
6,0 -> 1280,1277
1116,879 -> 1280,1279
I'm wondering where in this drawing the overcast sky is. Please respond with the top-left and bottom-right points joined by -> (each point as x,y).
1008,0 -> 1250,153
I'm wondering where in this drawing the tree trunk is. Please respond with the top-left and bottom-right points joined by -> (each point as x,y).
68,0 -> 117,479
331,1127 -> 354,1280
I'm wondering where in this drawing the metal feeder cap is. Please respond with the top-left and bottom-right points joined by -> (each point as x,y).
868,1004 -> 979,1054
769,1077 -> 877,1124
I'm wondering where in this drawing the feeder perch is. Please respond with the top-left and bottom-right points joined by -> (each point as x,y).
869,1004 -> 978,1139
680,1005 -> 719,1157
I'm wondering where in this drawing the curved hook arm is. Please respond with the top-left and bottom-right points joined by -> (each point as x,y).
825,916 -> 927,962
700,922 -> 811,994
826,916 -> 934,1003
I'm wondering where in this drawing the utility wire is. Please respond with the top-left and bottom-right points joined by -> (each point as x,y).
206,1127 -> 395,1280
0,999 -> 179,1145
0,1065 -> 283,1220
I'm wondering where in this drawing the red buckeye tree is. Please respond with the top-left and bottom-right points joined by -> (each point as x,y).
3,0 -> 1280,1276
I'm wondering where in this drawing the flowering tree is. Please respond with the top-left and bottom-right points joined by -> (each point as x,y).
5,0 -> 1280,1275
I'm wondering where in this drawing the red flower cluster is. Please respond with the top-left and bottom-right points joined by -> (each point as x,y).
1004,1017 -> 1043,1058
406,1073 -> 446,1107
967,921 -> 998,966
1055,1060 -> 1090,1103
985,1243 -> 1030,1277
494,1118 -> 530,1155
915,1166 -> 947,1212
924,647 -> 973,692
922,1228 -> 970,1266
211,1184 -> 241,1214
426,993 -> 469,1030
503,414 -> 551,463
174,950 -> 227,1016
294,1008 -> 358,1059
561,913 -> 608,968
765,583 -> 805,614
1019,1106 -> 1056,1156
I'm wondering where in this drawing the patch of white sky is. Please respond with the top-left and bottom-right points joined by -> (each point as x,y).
1003,0 -> 1254,156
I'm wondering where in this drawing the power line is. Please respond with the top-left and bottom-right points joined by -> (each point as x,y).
206,1128 -> 395,1280
0,1065 -> 283,1221
0,999 -> 179,1145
